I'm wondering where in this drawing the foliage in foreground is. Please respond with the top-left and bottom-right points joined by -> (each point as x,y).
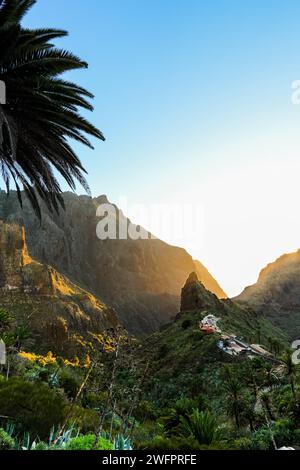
0,0 -> 104,217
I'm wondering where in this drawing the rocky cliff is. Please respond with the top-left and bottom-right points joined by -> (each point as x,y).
235,250 -> 300,339
0,191 -> 226,336
0,221 -> 120,356
180,271 -> 220,312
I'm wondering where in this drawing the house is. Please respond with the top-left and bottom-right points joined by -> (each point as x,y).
201,325 -> 217,335
250,344 -> 273,357
200,314 -> 221,334
217,336 -> 251,357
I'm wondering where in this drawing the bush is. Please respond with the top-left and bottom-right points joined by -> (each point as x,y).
0,378 -> 66,439
181,319 -> 192,330
33,441 -> 50,451
249,427 -> 273,450
249,420 -> 299,450
273,419 -> 297,447
59,369 -> 80,399
0,428 -> 15,450
134,400 -> 158,421
65,405 -> 99,433
65,434 -> 113,450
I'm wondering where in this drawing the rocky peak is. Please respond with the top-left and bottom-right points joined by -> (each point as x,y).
180,271 -> 215,312
185,271 -> 199,285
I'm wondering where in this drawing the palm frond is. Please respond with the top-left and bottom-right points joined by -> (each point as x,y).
0,0 -> 104,217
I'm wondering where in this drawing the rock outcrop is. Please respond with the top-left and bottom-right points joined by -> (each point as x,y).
180,272 -> 214,311
0,221 -> 121,356
234,250 -> 300,339
0,191 -> 226,336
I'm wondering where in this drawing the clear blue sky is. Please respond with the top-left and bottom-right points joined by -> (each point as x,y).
22,0 -> 300,295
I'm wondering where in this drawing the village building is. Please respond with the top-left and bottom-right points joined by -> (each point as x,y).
199,314 -> 221,335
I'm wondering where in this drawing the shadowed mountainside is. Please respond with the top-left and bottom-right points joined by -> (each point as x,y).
0,191 -> 226,336
234,250 -> 300,339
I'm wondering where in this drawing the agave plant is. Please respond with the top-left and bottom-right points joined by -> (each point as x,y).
114,434 -> 133,451
0,0 -> 104,217
48,424 -> 79,448
2,422 -> 79,450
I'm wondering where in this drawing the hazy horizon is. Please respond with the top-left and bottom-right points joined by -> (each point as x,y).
19,0 -> 300,297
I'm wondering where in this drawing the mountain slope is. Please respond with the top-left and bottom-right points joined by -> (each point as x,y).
0,190 -> 226,336
0,221 -> 121,357
234,250 -> 300,339
137,272 -> 285,405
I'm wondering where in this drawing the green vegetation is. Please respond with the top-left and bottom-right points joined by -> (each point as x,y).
65,434 -> 113,451
0,0 -> 299,453
0,296 -> 299,451
0,378 -> 66,439
0,428 -> 15,450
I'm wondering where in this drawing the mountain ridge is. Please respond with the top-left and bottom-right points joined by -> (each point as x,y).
0,190 -> 226,336
234,248 -> 300,339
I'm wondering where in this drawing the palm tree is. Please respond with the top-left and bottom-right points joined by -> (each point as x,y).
281,350 -> 298,401
267,336 -> 284,357
0,0 -> 104,217
222,366 -> 246,428
180,409 -> 222,446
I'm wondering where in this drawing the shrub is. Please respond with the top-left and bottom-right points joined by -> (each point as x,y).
249,420 -> 299,450
0,378 -> 66,439
181,319 -> 192,330
233,437 -> 253,450
65,434 -> 113,450
33,441 -> 50,451
59,369 -> 80,399
134,400 -> 158,421
0,428 -> 15,450
249,427 -> 273,450
273,419 -> 296,447
65,405 -> 99,433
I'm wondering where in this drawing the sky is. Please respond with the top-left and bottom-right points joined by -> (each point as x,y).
21,0 -> 300,296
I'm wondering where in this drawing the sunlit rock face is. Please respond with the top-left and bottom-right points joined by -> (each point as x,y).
234,250 -> 300,339
0,190 -> 226,336
0,221 -> 121,356
0,222 -> 30,289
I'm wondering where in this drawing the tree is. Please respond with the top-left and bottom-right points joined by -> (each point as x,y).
222,365 -> 247,428
0,0 -> 104,217
180,409 -> 222,446
267,336 -> 284,357
281,350 -> 298,401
